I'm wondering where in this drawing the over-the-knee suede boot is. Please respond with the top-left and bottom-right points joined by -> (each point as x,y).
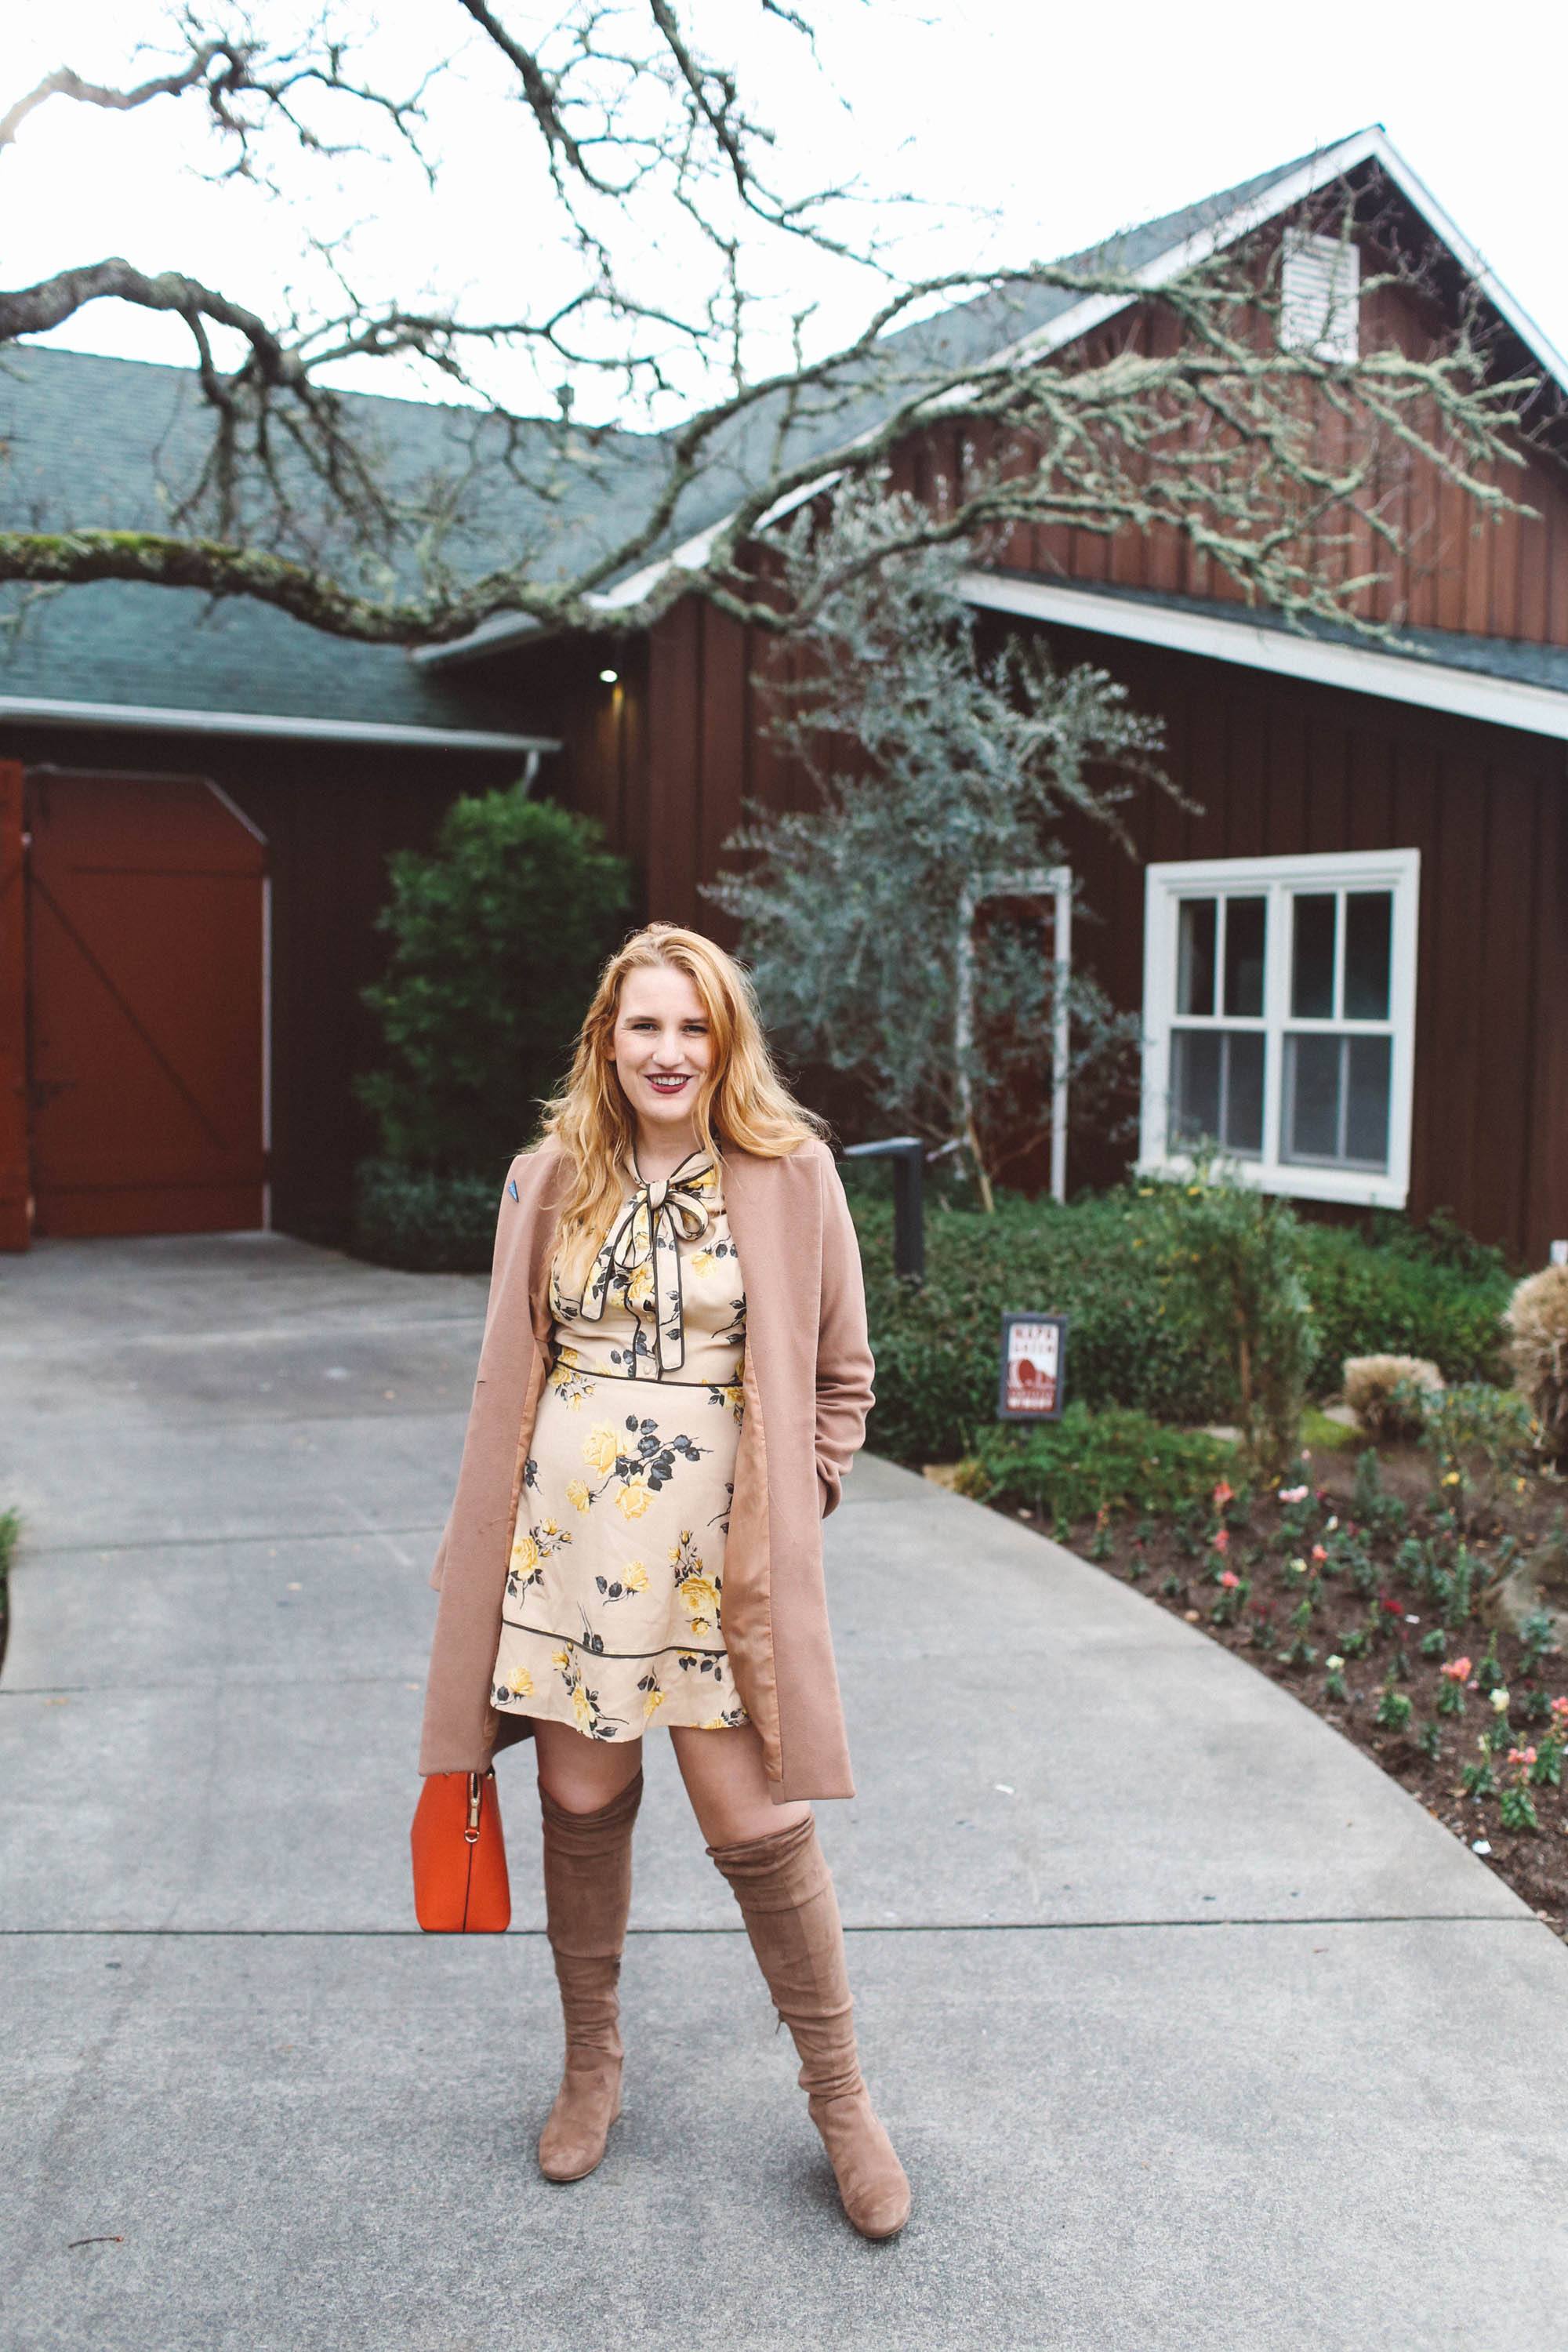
707,1814 -> 910,2240
536,1767 -> 644,2182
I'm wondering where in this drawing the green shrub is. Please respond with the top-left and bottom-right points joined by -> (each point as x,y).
1295,1222 -> 1510,1388
1140,1158 -> 1315,1479
856,1189 -> 1229,1463
855,1184 -> 1508,1465
356,787 -> 633,1177
958,1403 -> 1238,1526
350,1160 -> 502,1273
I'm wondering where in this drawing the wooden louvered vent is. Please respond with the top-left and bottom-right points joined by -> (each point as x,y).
1279,229 -> 1361,359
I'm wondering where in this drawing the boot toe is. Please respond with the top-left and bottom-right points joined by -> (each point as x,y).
536,2056 -> 622,2182
847,2178 -> 911,2240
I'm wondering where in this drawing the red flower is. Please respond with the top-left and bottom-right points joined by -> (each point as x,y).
1380,1595 -> 1405,1617
1211,1526 -> 1231,1554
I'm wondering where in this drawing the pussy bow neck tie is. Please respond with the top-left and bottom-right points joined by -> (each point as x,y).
578,1152 -> 717,1372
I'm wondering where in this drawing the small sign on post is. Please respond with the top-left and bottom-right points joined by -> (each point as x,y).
997,1312 -> 1068,1421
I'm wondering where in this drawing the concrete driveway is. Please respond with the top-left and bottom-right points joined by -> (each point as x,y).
2,1230 -> 1564,2350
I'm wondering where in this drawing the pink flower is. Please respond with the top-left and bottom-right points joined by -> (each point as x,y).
1508,1747 -> 1537,1768
1311,1544 -> 1328,1563
1219,1569 -> 1240,1589
1212,1480 -> 1235,1507
1279,1485 -> 1308,1505
1551,1696 -> 1568,1720
1442,1657 -> 1472,1682
1211,1526 -> 1231,1554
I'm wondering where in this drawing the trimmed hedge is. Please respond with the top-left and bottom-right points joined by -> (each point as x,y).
345,1160 -> 1512,1449
853,1188 -> 1512,1465
1294,1223 -> 1509,1396
350,1160 -> 501,1273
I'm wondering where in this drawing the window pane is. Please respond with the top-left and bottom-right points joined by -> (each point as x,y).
1177,898 -> 1216,1016
1171,1029 -> 1221,1142
1222,1033 -> 1265,1154
1291,894 -> 1337,1018
1346,1035 -> 1392,1167
1344,891 -> 1392,1020
1283,1033 -> 1341,1160
1223,897 -> 1267,1017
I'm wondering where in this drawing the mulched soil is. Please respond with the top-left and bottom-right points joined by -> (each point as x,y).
1003,1440 -> 1568,1942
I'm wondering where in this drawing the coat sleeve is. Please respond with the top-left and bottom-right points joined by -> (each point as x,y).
427,1155 -> 529,1591
813,1145 -> 876,1518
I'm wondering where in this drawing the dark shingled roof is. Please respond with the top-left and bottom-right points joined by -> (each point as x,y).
0,343 -> 655,737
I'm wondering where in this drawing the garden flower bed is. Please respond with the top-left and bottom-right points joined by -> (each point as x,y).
966,1432 -> 1568,1938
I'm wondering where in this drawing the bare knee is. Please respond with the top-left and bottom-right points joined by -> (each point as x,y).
704,1792 -> 813,1849
533,1722 -> 643,1815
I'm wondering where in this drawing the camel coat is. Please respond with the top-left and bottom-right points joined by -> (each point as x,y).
417,1134 -> 875,1802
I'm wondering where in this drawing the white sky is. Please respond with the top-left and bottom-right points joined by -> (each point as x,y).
8,0 -> 1567,417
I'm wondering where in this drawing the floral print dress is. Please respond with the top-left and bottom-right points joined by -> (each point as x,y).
489,1148 -> 750,1740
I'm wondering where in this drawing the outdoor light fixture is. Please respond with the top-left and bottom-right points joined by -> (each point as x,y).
599,668 -> 619,684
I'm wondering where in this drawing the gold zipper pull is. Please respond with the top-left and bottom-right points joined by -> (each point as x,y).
465,1771 -> 482,1844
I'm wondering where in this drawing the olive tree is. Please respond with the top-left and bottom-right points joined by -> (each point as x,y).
704,485 -> 1179,1203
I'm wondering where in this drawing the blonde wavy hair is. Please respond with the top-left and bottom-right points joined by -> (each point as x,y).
539,923 -> 826,1292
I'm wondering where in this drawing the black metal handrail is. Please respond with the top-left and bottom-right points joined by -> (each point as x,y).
840,1136 -> 924,1283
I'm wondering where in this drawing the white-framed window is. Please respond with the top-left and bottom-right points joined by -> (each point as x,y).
1139,848 -> 1420,1209
1279,227 -> 1361,360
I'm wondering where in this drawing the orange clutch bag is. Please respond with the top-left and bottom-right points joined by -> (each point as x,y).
411,1769 -> 512,1932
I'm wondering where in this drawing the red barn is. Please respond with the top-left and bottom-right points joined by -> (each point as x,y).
3,128 -> 1565,1262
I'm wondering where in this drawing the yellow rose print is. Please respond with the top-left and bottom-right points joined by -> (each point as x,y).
583,1422 -> 619,1473
571,1681 -> 593,1733
643,1687 -> 665,1719
680,1574 -> 719,1620
510,1531 -> 540,1575
691,1250 -> 714,1275
622,1560 -> 649,1592
551,1649 -> 572,1673
616,1476 -> 652,1521
506,1664 -> 535,1697
625,1263 -> 655,1308
565,1479 -> 591,1515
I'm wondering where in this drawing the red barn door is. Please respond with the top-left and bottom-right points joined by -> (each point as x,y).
26,770 -> 268,1238
0,761 -> 27,1249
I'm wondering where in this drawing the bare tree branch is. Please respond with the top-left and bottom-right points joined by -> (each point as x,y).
0,8 -> 1557,656
0,40 -> 249,153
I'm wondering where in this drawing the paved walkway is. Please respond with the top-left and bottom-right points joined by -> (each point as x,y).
2,1232 -> 1565,2350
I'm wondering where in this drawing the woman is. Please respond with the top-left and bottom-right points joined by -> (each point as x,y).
417,922 -> 910,2241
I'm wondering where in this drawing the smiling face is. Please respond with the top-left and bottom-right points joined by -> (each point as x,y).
608,961 -> 715,1159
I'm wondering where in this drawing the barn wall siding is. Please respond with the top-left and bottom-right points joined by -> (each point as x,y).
979,612 -> 1568,1268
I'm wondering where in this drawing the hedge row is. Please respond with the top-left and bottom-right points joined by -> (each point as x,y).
851,1188 -> 1512,1465
351,1160 -> 501,1274
345,1161 -> 1512,1464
